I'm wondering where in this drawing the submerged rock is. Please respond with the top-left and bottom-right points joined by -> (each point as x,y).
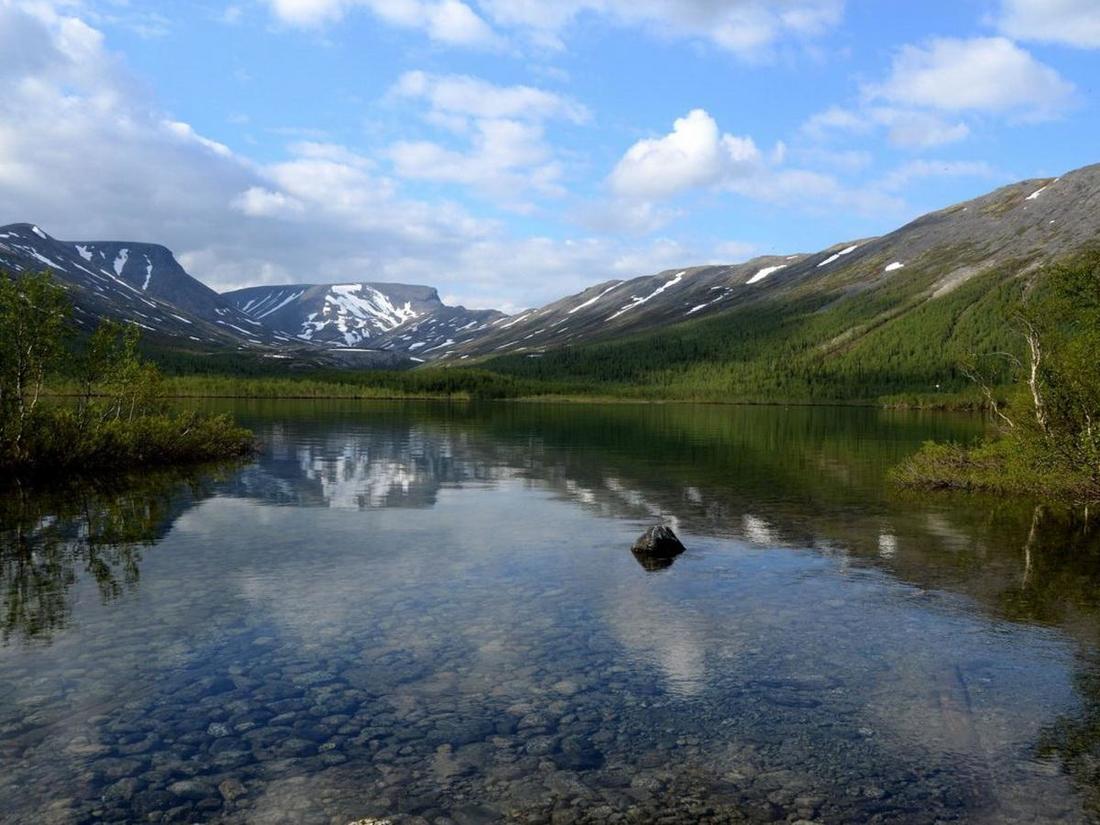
631,525 -> 686,570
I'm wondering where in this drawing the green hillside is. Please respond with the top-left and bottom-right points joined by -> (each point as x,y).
482,263 -> 1030,403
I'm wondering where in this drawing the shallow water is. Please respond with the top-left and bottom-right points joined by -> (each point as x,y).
2,401 -> 1100,824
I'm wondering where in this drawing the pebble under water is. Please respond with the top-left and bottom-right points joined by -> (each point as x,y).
2,401 -> 1099,824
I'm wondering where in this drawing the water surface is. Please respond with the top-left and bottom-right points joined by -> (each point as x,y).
2,402 -> 1099,824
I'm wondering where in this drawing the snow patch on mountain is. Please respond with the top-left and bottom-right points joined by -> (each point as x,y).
29,250 -> 68,272
568,283 -> 621,315
297,284 -> 420,346
1026,179 -> 1057,201
113,249 -> 129,277
608,271 -> 686,321
242,288 -> 306,319
747,265 -> 785,285
817,245 -> 860,268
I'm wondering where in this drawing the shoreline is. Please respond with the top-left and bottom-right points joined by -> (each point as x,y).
43,390 -> 986,411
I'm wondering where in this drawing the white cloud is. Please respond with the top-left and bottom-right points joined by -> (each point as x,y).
389,119 -> 564,200
577,200 -> 682,235
391,70 -> 589,123
0,3 -> 542,307
477,0 -> 844,56
803,37 -> 1071,153
866,37 -> 1075,119
264,0 -> 844,56
1,3 -> 747,310
801,106 -> 871,140
387,72 -> 586,203
999,0 -> 1100,48
869,108 -> 970,148
609,109 -> 764,199
805,106 -> 970,149
232,187 -> 306,217
606,108 -> 898,217
266,0 -> 498,46
733,167 -> 903,215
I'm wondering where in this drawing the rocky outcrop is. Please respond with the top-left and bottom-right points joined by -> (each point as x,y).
631,525 -> 686,570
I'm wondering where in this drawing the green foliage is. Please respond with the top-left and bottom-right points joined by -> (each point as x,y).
1022,250 -> 1100,481
154,369 -> 585,401
78,320 -> 163,425
0,272 -> 70,456
894,251 -> 1100,501
0,271 -> 254,477
482,267 -> 1026,402
892,434 -> 1099,501
14,407 -> 254,475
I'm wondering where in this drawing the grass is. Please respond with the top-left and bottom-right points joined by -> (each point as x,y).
152,373 -> 1007,410
0,408 -> 255,479
891,437 -> 1100,502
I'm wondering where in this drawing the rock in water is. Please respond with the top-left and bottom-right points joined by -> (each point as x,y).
631,525 -> 686,569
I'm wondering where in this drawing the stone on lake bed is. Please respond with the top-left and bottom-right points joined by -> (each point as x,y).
631,525 -> 686,564
218,778 -> 247,802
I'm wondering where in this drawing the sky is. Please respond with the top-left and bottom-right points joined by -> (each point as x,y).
2,0 -> 1099,312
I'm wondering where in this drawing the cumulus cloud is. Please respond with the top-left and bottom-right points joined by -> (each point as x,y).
803,36 -> 1073,154
865,37 -> 1075,119
999,0 -> 1100,48
606,108 -> 899,217
609,109 -> 764,199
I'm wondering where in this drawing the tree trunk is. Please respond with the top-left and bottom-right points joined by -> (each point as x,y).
1023,320 -> 1049,435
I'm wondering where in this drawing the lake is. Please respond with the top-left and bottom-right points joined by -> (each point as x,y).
2,401 -> 1099,824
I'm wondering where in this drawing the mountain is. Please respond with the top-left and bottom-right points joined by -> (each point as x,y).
223,282 -> 507,358
5,161 -> 1098,385
0,223 -> 279,348
0,224 -> 411,368
446,163 -> 1100,401
444,164 -> 1100,366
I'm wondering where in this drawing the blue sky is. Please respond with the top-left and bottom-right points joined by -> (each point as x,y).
2,0 -> 1099,311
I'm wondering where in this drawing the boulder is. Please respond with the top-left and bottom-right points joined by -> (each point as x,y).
631,525 -> 686,570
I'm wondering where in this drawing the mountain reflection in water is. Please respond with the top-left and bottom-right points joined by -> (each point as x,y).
2,401 -> 1099,824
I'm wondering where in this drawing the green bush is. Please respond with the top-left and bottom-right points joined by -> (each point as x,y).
892,250 -> 1100,501
1,271 -> 254,477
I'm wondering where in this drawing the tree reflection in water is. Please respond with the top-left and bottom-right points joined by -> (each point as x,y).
1024,506 -> 1100,818
0,470 -> 224,644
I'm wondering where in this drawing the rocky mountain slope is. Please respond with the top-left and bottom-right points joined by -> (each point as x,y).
224,283 -> 506,357
468,163 -> 1100,400
0,224 -> 410,367
4,162 -> 1098,377
443,164 -> 1100,362
0,223 -> 280,349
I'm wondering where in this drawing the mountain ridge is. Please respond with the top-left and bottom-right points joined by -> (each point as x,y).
223,281 -> 507,356
0,223 -> 411,368
440,165 -> 1100,362
3,162 -> 1099,379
